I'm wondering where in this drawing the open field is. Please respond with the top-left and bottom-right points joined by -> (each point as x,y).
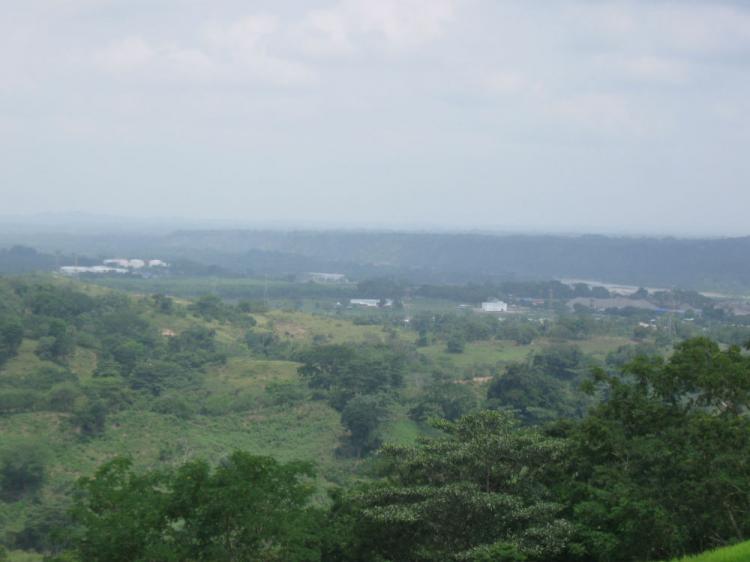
417,335 -> 633,374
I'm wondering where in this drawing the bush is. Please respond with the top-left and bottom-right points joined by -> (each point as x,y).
265,381 -> 306,407
151,394 -> 196,420
0,317 -> 23,366
19,366 -> 78,391
70,400 -> 107,437
35,320 -> 75,362
0,440 -> 48,501
0,389 -> 40,414
46,383 -> 82,412
445,333 -> 465,354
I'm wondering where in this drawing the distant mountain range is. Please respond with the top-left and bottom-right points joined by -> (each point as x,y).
1,227 -> 749,292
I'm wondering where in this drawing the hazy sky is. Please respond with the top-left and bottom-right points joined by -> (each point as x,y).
2,0 -> 749,235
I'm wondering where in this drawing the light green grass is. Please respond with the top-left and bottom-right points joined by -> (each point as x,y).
266,310 -> 392,345
418,336 -> 634,376
7,550 -> 44,562
0,339 -> 58,378
666,541 -> 750,561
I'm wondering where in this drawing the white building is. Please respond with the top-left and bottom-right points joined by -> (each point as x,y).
350,298 -> 393,308
103,258 -> 168,269
481,300 -> 508,313
307,272 -> 347,283
103,259 -> 130,268
60,266 -> 127,275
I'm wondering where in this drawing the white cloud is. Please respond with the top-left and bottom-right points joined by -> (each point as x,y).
295,0 -> 456,56
3,0 -> 750,234
592,53 -> 692,85
93,16 -> 315,87
482,71 -> 528,95
546,93 -> 644,135
570,2 -> 750,57
96,37 -> 155,71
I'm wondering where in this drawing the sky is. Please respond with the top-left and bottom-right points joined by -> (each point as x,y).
1,0 -> 749,236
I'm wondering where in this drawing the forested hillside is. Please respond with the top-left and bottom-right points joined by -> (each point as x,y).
1,275 -> 750,561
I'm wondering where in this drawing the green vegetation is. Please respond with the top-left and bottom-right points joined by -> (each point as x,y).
2,273 -> 750,561
67,452 -> 320,562
667,541 -> 750,561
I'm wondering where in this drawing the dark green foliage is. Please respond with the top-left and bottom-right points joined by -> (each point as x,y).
0,389 -> 40,414
488,364 -> 572,425
128,360 -> 198,395
327,411 -> 571,561
265,381 -> 306,407
244,328 -> 287,358
445,332 -> 466,353
22,284 -> 96,321
498,318 -> 540,345
46,382 -> 82,412
188,294 -> 230,321
409,379 -> 477,422
168,325 -> 226,368
150,393 -> 197,419
15,366 -> 78,391
151,293 -> 174,314
35,319 -> 76,362
68,452 -> 321,562
12,502 -> 71,554
107,339 -> 147,374
605,342 -> 659,369
530,345 -> 585,381
548,315 -> 594,340
95,309 -> 156,345
298,343 -> 408,455
0,316 -> 23,366
555,337 -> 750,561
70,400 -> 107,437
340,394 -> 389,456
0,440 -> 48,501
92,354 -> 122,378
487,347 -> 591,425
297,343 -> 406,410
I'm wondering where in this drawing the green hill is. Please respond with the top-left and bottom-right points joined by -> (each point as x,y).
668,541 -> 750,561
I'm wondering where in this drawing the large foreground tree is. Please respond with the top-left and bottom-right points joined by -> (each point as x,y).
66,452 -> 321,562
326,411 -> 573,562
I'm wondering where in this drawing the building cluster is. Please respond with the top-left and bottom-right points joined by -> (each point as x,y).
480,300 -> 508,313
103,259 -> 168,269
60,258 -> 169,276
349,298 -> 394,308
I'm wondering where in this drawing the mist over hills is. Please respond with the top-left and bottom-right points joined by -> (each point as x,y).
1,225 -> 749,291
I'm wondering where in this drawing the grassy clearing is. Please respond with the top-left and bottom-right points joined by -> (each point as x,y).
417,336 -> 632,377
0,340 -> 58,378
666,541 -> 750,561
266,310 -> 393,345
576,335 -> 634,359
